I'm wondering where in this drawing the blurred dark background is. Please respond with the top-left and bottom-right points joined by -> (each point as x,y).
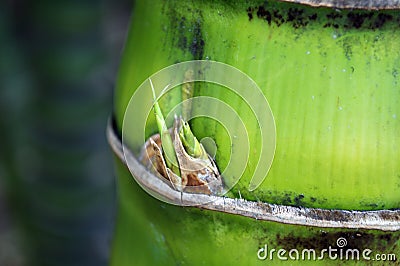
0,0 -> 132,265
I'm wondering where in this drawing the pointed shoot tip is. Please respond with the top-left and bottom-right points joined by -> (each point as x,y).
149,78 -> 157,100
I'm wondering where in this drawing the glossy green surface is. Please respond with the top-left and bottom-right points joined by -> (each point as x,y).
114,0 -> 400,210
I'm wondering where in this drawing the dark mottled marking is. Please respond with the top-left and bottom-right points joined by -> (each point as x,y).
326,12 -> 343,20
294,194 -> 305,206
263,191 -> 331,208
282,193 -> 292,205
247,2 -> 400,30
189,19 -> 205,59
177,17 -> 188,49
256,6 -> 272,25
273,9 -> 285,26
287,8 -> 308,28
166,4 -> 205,60
287,8 -> 303,22
393,68 -> 399,78
342,42 -> 352,60
373,13 -> 393,28
247,7 -> 254,21
347,13 -> 369,28
309,13 -> 318,20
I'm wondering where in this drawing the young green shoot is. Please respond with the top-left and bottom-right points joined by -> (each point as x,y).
149,79 -> 181,177
179,118 -> 208,160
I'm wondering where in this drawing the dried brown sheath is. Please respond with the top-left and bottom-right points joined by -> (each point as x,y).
140,118 -> 223,195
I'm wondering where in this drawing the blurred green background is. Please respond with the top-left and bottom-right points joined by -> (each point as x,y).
0,0 -> 132,265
